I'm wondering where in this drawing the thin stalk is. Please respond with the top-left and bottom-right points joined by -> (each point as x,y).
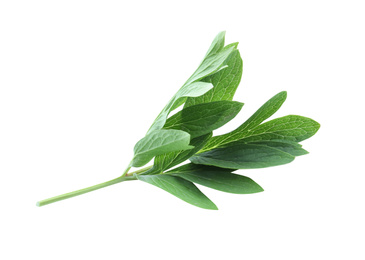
36,175 -> 135,207
37,166 -> 152,207
121,161 -> 132,177
125,165 -> 153,176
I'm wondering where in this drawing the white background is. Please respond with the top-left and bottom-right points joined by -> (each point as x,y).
1,1 -> 364,259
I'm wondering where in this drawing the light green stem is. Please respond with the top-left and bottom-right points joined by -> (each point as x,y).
37,165 -> 153,207
125,165 -> 153,176
121,162 -> 132,177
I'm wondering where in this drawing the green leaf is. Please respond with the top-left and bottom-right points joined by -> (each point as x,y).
201,91 -> 287,152
146,32 -> 238,134
147,82 -> 214,134
190,143 -> 295,169
164,101 -> 243,138
136,174 -> 218,210
132,129 -> 193,167
145,133 -> 212,175
248,140 -> 308,156
204,31 -> 226,57
238,115 -> 321,143
186,46 -> 236,85
184,49 -> 243,108
37,32 -> 321,210
167,163 -> 264,194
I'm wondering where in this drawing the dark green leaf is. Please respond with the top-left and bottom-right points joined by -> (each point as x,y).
168,163 -> 264,194
239,115 -> 321,143
185,49 -> 243,108
190,143 -> 295,169
247,140 -> 308,156
132,129 -> 193,167
145,133 -> 212,174
136,174 -> 218,210
201,91 -> 287,152
164,101 -> 243,138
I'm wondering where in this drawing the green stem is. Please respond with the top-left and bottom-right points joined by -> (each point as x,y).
125,165 -> 153,176
36,175 -> 136,207
121,161 -> 132,177
36,165 -> 153,207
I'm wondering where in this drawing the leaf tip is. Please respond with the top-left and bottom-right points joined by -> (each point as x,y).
314,120 -> 321,131
301,148 -> 310,156
210,204 -> 219,210
305,117 -> 321,138
279,90 -> 288,99
231,42 -> 239,49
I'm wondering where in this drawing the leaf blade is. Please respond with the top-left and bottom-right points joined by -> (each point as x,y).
186,45 -> 237,86
168,163 -> 264,194
145,133 -> 212,174
132,129 -> 193,167
190,143 -> 295,169
247,140 -> 309,156
164,101 -> 243,138
239,115 -> 321,143
201,91 -> 287,151
136,174 -> 218,210
147,32 -> 238,134
204,31 -> 226,57
147,82 -> 214,134
185,49 -> 243,107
